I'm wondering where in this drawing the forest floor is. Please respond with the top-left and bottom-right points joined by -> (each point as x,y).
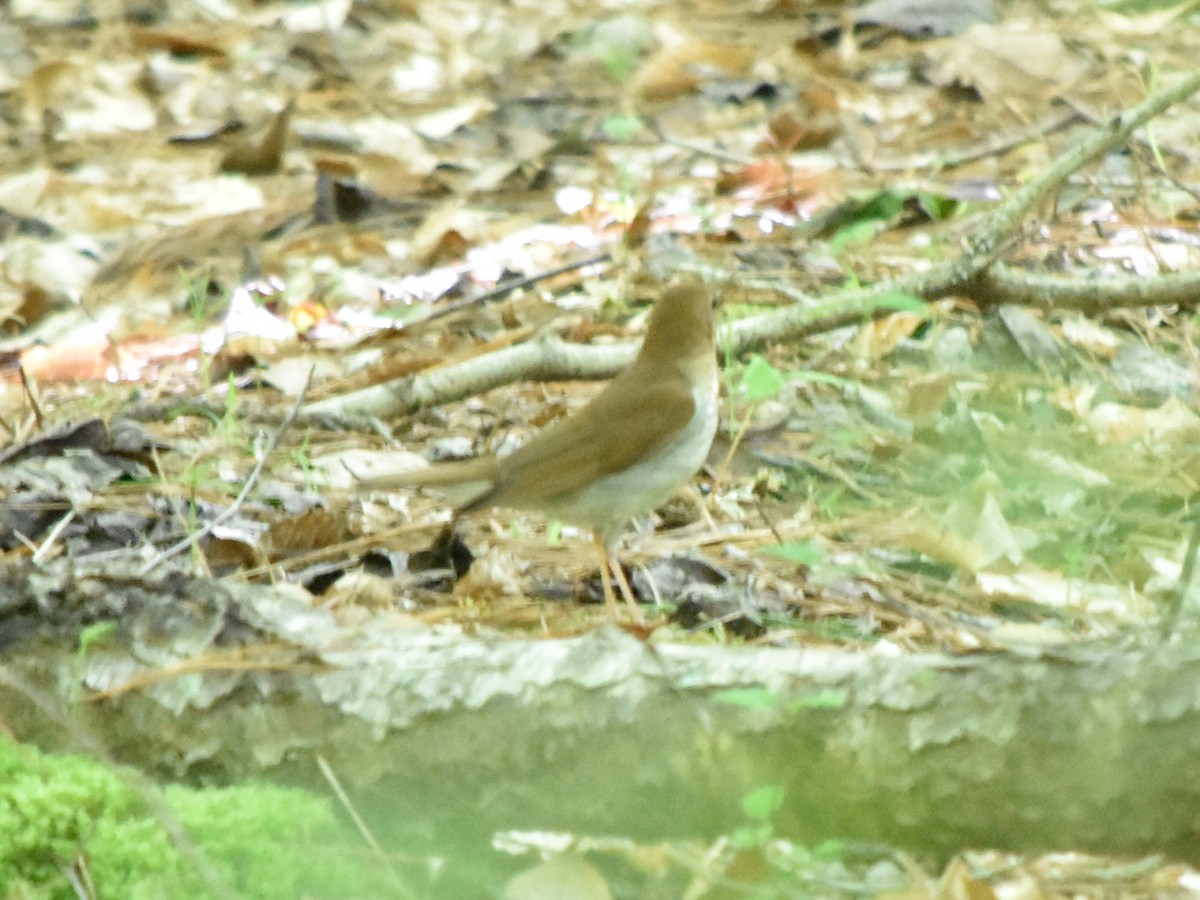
3,0 -> 1200,896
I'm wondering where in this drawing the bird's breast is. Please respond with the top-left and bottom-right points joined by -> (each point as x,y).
541,371 -> 719,540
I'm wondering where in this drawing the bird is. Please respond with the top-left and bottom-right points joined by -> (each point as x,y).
359,276 -> 719,621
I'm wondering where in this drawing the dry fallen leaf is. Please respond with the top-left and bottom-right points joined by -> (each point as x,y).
926,21 -> 1090,103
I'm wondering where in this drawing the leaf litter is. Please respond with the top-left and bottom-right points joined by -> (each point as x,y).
2,0 -> 1200,895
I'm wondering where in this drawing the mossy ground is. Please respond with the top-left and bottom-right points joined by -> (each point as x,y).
0,738 -> 400,899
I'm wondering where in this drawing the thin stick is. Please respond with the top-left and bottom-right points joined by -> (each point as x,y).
419,252 -> 612,324
731,67 -> 1200,352
852,107 -> 1083,173
315,754 -> 414,898
18,362 -> 44,429
32,509 -> 75,565
139,366 -> 314,575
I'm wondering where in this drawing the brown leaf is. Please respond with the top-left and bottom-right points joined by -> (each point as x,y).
927,23 -> 1089,103
269,507 -> 345,557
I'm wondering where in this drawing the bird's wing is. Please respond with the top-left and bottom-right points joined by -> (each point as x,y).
477,371 -> 695,511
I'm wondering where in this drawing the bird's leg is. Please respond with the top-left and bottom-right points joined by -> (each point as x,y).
594,535 -> 642,624
688,483 -> 718,533
610,555 -> 642,621
597,541 -> 619,622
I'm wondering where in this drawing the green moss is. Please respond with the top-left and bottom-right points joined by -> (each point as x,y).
0,738 -> 399,899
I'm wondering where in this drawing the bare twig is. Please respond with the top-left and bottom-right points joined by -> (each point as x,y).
19,362 -> 44,430
849,106 -> 1083,173
32,510 -> 75,565
418,252 -> 612,324
1057,94 -> 1200,164
315,754 -> 414,898
731,68 -> 1200,352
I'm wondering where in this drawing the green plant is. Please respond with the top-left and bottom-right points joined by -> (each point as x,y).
600,115 -> 646,141
0,738 -> 401,899
720,354 -> 852,477
732,785 -> 785,849
757,540 -> 822,566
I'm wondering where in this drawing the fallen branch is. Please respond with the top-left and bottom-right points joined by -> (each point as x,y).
963,262 -> 1200,313
301,329 -> 638,427
729,67 -> 1200,351
6,589 -> 1200,864
303,69 -> 1200,427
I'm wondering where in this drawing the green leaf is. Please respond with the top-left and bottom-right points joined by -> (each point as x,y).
737,354 -> 785,401
812,839 -> 847,859
830,217 -> 883,249
758,541 -> 822,565
601,115 -> 645,141
578,15 -> 654,82
915,191 -> 959,220
78,621 -> 117,655
742,785 -> 785,821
